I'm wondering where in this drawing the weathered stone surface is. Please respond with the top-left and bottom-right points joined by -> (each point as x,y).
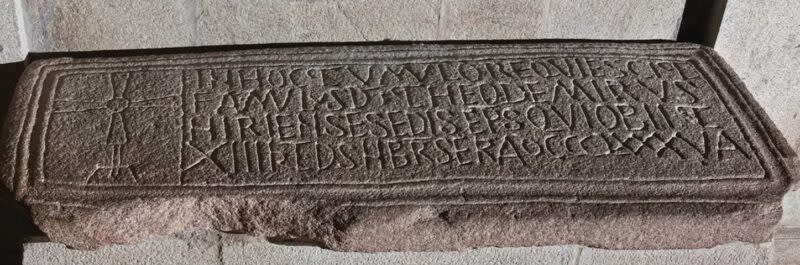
438,0 -> 684,40
0,0 -> 27,63
2,43 -> 797,251
22,0 -> 194,52
22,231 -> 776,265
773,227 -> 800,265
781,189 -> 800,226
3,0 -> 685,63
576,242 -> 769,265
715,0 -> 800,155
23,233 -> 220,265
23,191 -> 798,264
195,0 -> 438,44
197,0 -> 685,44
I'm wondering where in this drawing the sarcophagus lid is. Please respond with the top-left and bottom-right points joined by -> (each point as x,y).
3,43 -> 797,250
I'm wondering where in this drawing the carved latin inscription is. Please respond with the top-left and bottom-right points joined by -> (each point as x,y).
41,54 -> 762,187
12,44 -> 798,252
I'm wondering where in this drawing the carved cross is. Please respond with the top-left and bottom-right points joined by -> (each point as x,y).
51,72 -> 179,184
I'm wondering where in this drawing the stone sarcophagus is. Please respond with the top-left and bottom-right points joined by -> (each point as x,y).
2,43 -> 797,251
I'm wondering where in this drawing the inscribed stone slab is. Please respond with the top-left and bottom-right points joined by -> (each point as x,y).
2,43 -> 797,251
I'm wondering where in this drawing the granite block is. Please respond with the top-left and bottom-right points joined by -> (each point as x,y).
3,43 -> 796,251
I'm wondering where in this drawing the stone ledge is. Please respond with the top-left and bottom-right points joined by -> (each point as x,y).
23,231 -> 776,265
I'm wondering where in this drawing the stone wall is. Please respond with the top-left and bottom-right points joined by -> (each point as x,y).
715,0 -> 800,154
23,232 -> 773,265
3,0 -> 685,64
0,0 -> 27,64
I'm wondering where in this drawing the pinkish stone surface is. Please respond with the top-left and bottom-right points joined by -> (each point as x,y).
2,43 -> 797,251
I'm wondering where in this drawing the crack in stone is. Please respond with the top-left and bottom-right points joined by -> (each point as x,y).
571,247 -> 583,265
216,241 -> 224,265
436,0 -> 443,39
45,0 -> 57,51
336,2 -> 368,41
187,0 -> 199,46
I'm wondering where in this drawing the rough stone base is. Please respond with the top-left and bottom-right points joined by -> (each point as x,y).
22,187 -> 800,265
22,232 -> 775,265
31,200 -> 781,252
